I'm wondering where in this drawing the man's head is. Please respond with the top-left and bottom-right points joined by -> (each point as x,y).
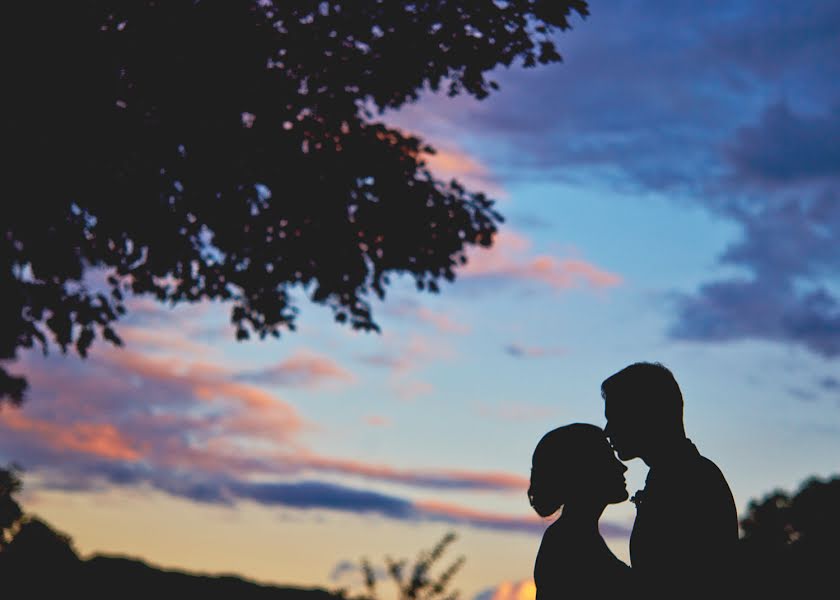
601,362 -> 685,461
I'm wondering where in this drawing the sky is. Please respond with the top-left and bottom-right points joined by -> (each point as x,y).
3,1 -> 840,599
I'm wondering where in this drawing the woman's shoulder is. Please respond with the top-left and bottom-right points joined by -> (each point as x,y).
534,520 -> 570,572
536,519 -> 573,557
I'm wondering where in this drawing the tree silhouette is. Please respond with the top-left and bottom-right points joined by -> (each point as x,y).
2,0 -> 589,404
739,476 -> 840,597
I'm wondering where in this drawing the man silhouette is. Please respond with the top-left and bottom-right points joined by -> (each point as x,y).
601,362 -> 738,597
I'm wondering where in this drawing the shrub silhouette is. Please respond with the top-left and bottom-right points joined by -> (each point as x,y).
342,532 -> 465,600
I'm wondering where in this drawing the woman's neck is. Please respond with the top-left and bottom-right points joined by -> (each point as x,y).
559,501 -> 607,533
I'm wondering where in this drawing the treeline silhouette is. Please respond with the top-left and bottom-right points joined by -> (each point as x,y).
0,515 -> 341,598
2,466 -> 838,597
0,466 -> 464,599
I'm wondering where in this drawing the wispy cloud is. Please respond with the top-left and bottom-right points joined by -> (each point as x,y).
391,379 -> 435,401
293,453 -> 529,492
413,501 -> 547,535
2,345 -> 549,534
0,410 -> 141,462
504,344 -> 565,359
424,145 -> 508,200
235,351 -> 355,388
462,231 -> 621,292
383,299 -> 471,335
358,335 -> 448,373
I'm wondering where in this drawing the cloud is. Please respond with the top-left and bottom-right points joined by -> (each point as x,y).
424,145 -> 507,200
726,103 -> 840,185
118,325 -> 212,356
787,387 -> 817,403
383,299 -> 471,335
820,376 -> 840,391
230,480 -> 414,517
384,2 -> 839,359
358,335 -> 446,373
3,345 -> 551,534
0,410 -> 141,462
504,344 -> 565,359
462,231 -> 621,292
670,198 -> 840,357
414,501 -> 631,538
474,579 -> 536,600
235,351 -> 355,387
414,501 -> 547,535
701,1 -> 840,81
392,380 -> 435,401
292,454 -> 529,492
364,415 -> 391,427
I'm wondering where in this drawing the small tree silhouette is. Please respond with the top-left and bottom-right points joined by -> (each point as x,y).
0,466 -> 23,551
344,532 -> 465,600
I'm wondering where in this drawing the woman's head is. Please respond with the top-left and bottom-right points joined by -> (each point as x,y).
528,423 -> 628,517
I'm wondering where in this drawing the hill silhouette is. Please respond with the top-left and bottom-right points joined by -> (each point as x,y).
0,516 -> 340,599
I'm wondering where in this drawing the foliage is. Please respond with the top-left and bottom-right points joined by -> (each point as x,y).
739,476 -> 840,597
2,0 -> 589,404
343,532 -> 465,600
740,476 -> 840,549
0,466 -> 23,551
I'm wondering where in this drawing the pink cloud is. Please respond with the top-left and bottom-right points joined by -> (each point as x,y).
359,335 -> 448,374
0,410 -> 141,461
236,351 -> 355,387
392,380 -> 435,401
414,500 -> 546,533
423,146 -> 507,200
462,231 -> 622,291
384,300 -> 471,335
118,325 -> 211,356
364,415 -> 391,427
478,580 -> 537,600
293,453 -> 529,492
10,349 -> 531,496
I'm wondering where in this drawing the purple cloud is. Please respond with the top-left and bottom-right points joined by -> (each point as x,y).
726,103 -> 840,185
670,198 -> 840,357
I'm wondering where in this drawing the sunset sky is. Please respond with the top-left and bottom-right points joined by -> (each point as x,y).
3,2 -> 840,599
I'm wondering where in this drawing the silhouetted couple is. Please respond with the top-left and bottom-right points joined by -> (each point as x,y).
530,362 -> 738,598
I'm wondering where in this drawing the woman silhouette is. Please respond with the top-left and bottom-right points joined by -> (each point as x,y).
529,423 -> 633,598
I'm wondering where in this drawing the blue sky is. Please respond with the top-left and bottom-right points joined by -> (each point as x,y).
3,2 -> 840,599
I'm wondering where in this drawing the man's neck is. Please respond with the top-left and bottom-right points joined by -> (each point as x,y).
641,436 -> 693,469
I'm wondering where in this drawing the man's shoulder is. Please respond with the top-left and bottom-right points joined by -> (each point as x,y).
693,453 -> 727,480
686,452 -> 736,506
651,448 -> 734,500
